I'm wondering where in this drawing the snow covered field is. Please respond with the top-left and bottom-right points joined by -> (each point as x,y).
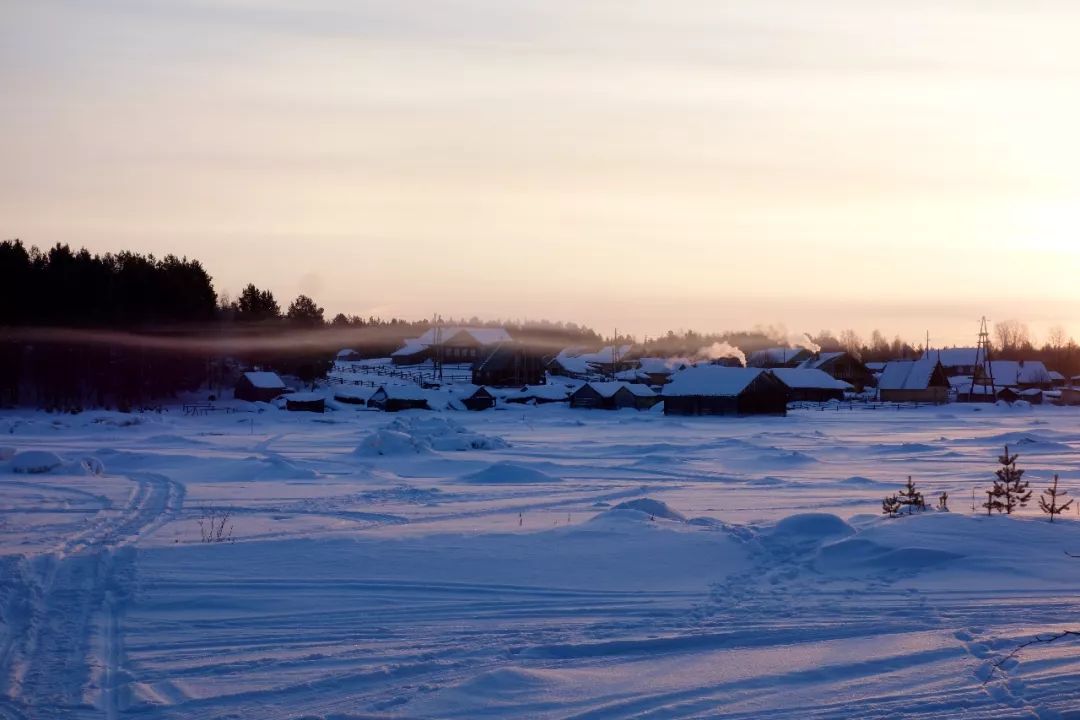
3,402 -> 1080,718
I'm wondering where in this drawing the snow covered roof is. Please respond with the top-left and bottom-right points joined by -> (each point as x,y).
771,368 -> 852,390
374,384 -> 428,400
333,385 -> 376,400
986,360 -> 1052,387
1049,371 -> 1065,381
242,371 -> 286,390
505,385 -> 571,401
866,362 -> 887,372
663,366 -> 766,397
391,339 -> 429,357
580,381 -> 656,399
412,327 -> 512,346
877,359 -> 942,391
748,347 -> 810,366
637,357 -> 691,374
283,392 -> 323,402
336,348 -> 358,358
797,352 -> 846,371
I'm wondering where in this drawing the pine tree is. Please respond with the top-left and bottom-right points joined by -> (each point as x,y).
896,476 -> 926,514
938,491 -> 949,511
1039,474 -> 1072,523
882,494 -> 901,517
994,445 -> 1032,515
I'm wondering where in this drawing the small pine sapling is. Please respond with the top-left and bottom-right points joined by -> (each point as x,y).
1039,474 -> 1073,523
896,476 -> 926,514
938,491 -> 949,511
995,445 -> 1032,515
882,494 -> 901,517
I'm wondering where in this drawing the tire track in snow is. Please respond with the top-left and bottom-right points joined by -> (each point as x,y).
0,470 -> 183,718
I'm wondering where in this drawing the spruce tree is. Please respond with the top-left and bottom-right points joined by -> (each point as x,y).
1039,474 -> 1072,523
882,494 -> 901,517
896,476 -> 926,514
995,446 -> 1031,515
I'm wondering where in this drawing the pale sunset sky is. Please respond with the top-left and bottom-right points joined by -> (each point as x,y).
2,1 -> 1079,345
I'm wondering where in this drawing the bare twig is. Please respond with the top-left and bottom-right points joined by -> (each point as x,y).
986,630 -> 1080,682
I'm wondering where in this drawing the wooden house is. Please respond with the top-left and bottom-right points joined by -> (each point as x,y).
368,385 -> 430,412
569,381 -> 657,410
747,347 -> 812,369
877,359 -> 950,403
283,392 -> 325,413
234,371 -> 287,402
661,366 -> 788,416
771,368 -> 851,402
391,327 -> 513,366
472,343 -> 546,387
797,352 -> 874,391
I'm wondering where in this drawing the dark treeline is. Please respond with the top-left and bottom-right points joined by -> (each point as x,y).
2,238 -> 1077,409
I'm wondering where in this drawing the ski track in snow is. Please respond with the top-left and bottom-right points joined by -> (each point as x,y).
2,405 -> 1080,717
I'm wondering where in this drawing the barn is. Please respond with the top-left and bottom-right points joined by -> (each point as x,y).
877,359 -> 950,403
234,371 -> 287,402
662,366 -> 788,416
771,368 -> 852,402
797,352 -> 874,391
368,385 -> 430,412
569,382 -> 657,410
472,343 -> 546,387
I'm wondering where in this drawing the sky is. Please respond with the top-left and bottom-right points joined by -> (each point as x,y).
2,0 -> 1080,346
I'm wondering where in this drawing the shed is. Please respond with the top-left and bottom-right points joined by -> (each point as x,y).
504,385 -> 571,405
569,381 -> 657,410
461,385 -> 496,411
333,385 -> 375,406
368,385 -> 430,412
772,368 -> 852,402
877,359 -> 950,404
1018,388 -> 1044,405
1049,371 -> 1066,388
235,371 -> 287,402
283,392 -> 325,413
662,366 -> 788,416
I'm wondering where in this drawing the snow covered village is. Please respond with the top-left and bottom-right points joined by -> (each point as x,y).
5,2 -> 1080,718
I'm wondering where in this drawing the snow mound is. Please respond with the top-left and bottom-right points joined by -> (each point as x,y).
383,416 -> 510,452
462,463 -> 559,485
747,476 -> 786,486
839,476 -> 883,487
9,450 -> 64,474
258,455 -> 318,479
0,446 -> 15,462
354,430 -> 431,457
610,498 -> 686,521
452,667 -> 552,696
817,537 -> 962,572
770,513 -> 854,542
